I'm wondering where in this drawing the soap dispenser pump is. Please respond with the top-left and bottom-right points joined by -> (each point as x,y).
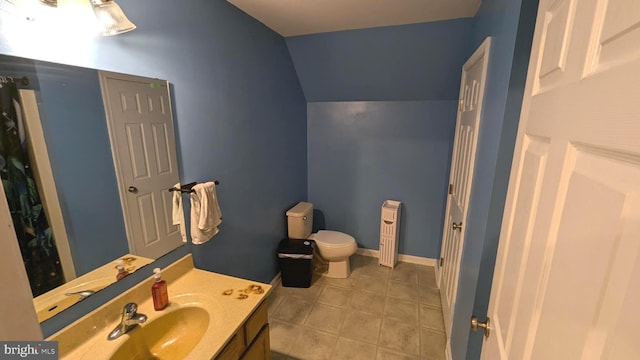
151,267 -> 169,310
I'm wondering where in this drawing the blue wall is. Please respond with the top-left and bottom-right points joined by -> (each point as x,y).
286,19 -> 474,101
308,101 -> 456,258
1,0 -> 307,334
288,20 -> 472,259
449,0 -> 537,358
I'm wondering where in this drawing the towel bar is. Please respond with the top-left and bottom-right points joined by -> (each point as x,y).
168,180 -> 219,193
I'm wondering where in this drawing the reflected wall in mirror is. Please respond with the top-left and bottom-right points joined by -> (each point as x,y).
0,54 -> 184,322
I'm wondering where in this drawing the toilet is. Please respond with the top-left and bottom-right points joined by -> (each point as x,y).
286,202 -> 357,278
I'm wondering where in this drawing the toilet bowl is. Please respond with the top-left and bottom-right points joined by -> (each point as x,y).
286,202 -> 358,279
310,230 -> 357,278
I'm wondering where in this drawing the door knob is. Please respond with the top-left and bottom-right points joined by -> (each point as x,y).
128,186 -> 138,193
470,316 -> 490,338
452,222 -> 463,231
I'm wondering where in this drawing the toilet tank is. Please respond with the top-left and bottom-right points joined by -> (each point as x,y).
286,202 -> 313,239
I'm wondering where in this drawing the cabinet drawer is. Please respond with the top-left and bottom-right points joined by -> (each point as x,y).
241,325 -> 270,360
216,333 -> 242,360
243,301 -> 268,347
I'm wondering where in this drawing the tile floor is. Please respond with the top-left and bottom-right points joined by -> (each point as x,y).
267,254 -> 446,360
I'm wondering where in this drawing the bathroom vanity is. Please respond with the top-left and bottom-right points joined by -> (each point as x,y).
48,254 -> 272,359
215,301 -> 270,359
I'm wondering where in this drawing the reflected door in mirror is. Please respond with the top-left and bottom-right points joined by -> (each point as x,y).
100,72 -> 183,259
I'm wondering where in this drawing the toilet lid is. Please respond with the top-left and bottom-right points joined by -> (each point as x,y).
313,230 -> 355,248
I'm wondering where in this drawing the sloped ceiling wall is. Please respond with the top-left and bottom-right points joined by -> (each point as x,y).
228,0 -> 481,36
286,18 -> 474,102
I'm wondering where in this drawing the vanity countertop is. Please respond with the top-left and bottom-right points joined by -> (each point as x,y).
48,254 -> 272,359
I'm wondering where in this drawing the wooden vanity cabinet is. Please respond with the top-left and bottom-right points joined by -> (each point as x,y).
215,300 -> 270,360
240,325 -> 270,360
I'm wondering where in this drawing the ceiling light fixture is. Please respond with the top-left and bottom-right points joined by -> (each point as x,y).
39,0 -> 56,7
90,0 -> 135,36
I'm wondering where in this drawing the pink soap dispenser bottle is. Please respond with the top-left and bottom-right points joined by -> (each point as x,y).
116,260 -> 129,281
151,267 -> 169,310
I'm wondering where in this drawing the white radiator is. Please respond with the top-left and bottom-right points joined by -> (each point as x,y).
379,200 -> 401,268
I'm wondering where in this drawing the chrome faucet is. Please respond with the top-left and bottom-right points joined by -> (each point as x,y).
107,303 -> 147,340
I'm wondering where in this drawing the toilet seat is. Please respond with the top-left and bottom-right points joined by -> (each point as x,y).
312,230 -> 355,248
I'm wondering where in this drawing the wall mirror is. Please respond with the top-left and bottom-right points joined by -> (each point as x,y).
0,54 -> 184,323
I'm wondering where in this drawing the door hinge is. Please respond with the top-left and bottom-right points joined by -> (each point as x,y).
448,184 -> 453,195
440,257 -> 444,267
458,99 -> 464,112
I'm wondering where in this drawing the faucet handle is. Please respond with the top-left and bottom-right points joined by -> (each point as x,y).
123,303 -> 138,318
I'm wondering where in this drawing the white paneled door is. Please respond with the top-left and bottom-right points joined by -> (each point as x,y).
439,38 -> 491,340
482,0 -> 640,358
100,72 -> 182,259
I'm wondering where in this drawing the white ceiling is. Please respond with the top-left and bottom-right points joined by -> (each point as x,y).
227,0 -> 482,37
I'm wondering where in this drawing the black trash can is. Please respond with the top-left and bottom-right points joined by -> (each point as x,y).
277,238 -> 314,288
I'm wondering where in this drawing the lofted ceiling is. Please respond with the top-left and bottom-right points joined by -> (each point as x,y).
227,0 -> 482,37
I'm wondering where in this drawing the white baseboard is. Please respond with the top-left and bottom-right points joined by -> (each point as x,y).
270,272 -> 281,287
273,250 -> 436,286
356,248 -> 379,258
356,248 -> 437,267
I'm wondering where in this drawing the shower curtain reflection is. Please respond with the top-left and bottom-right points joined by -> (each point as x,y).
0,78 -> 64,296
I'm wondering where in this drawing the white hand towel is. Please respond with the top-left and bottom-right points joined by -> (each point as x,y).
171,183 -> 187,242
190,182 -> 222,244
